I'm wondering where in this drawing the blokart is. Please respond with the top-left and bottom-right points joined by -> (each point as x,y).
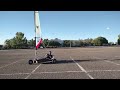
28,51 -> 57,65
29,12 -> 57,65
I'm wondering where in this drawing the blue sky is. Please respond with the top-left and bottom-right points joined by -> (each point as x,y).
0,11 -> 120,45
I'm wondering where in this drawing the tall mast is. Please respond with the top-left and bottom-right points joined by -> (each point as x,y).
34,11 -> 37,60
34,11 -> 41,60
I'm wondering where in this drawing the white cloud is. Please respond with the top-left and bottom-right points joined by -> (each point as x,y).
106,27 -> 110,30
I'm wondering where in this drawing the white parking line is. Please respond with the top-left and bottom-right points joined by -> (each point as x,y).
0,73 -> 29,76
104,60 -> 120,65
70,56 -> 94,79
1,69 -> 120,76
88,70 -> 120,72
92,56 -> 120,65
25,64 -> 41,79
0,59 -> 25,69
92,56 -> 102,60
34,71 -> 84,74
115,56 -> 120,58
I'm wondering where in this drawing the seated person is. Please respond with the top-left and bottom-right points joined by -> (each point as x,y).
46,51 -> 54,59
46,54 -> 51,59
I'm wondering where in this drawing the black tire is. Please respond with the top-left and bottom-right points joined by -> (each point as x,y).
29,60 -> 33,65
34,60 -> 38,63
37,60 -> 41,63
52,59 -> 57,63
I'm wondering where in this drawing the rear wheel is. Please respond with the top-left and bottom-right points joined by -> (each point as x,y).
52,59 -> 57,63
28,60 -> 33,65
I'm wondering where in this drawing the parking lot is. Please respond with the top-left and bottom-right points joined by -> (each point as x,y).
0,47 -> 120,79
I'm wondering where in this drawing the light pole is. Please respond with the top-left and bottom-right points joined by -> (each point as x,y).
70,40 -> 71,48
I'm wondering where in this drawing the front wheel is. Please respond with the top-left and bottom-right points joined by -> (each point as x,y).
28,60 -> 33,65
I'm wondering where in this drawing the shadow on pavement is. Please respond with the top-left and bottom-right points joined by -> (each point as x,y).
42,59 -> 102,64
33,58 -> 120,64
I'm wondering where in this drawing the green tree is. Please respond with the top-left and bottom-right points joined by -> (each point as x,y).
63,40 -> 71,47
15,32 -> 25,48
5,39 -> 11,49
79,39 -> 84,47
49,40 -> 61,47
108,42 -> 114,46
72,40 -> 80,47
27,39 -> 35,48
5,32 -> 28,49
22,37 -> 28,48
0,45 -> 3,50
42,39 -> 49,48
10,38 -> 16,48
92,36 -> 108,46
84,38 -> 93,46
117,34 -> 120,45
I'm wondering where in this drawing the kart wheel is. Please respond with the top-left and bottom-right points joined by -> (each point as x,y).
29,60 -> 33,65
52,59 -> 56,63
34,60 -> 38,63
37,60 -> 41,63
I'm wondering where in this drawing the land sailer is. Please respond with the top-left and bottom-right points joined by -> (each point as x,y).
28,11 -> 57,65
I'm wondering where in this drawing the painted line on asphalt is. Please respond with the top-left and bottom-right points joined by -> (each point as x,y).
34,71 -> 84,74
70,56 -> 94,79
115,56 -> 120,58
0,73 -> 29,76
104,60 -> 120,65
0,59 -> 25,69
25,64 -> 41,79
92,56 -> 102,60
88,70 -> 120,72
92,56 -> 120,65
1,69 -> 120,76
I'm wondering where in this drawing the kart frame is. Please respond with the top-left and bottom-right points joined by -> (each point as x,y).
28,57 -> 57,65
28,51 -> 57,65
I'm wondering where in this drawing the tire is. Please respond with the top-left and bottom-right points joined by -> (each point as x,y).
37,60 -> 41,63
29,60 -> 33,65
34,60 -> 38,63
52,59 -> 57,63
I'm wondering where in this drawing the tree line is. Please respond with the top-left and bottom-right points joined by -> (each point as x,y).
1,32 -> 120,49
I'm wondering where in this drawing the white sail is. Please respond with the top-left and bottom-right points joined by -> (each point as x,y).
34,11 -> 42,49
